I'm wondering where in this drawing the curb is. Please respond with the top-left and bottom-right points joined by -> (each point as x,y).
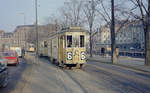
115,64 -> 150,73
87,58 -> 150,73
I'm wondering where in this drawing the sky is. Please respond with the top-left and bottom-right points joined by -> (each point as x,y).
0,0 -> 65,32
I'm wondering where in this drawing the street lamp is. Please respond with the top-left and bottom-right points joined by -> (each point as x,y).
35,0 -> 39,58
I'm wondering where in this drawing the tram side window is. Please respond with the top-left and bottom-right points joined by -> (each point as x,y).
67,35 -> 72,47
80,35 -> 84,47
44,41 -> 48,48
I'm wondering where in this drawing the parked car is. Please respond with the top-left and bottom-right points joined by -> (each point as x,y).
0,53 -> 8,88
3,51 -> 19,66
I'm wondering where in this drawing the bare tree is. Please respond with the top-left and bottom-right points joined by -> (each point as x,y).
95,0 -> 137,63
60,0 -> 85,28
83,0 -> 99,58
97,0 -> 138,33
111,0 -> 117,64
128,0 -> 150,65
44,15 -> 61,32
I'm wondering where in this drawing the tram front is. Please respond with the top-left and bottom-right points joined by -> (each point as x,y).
64,28 -> 86,69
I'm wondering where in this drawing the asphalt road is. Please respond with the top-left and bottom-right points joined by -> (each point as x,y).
0,58 -> 29,93
0,53 -> 150,93
85,61 -> 150,93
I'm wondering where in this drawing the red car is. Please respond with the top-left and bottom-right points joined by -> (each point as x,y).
3,51 -> 19,66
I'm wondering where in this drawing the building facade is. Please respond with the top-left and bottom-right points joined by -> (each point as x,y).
98,21 -> 145,51
13,25 -> 35,48
0,31 -> 13,51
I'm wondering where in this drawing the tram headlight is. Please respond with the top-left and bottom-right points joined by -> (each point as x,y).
81,52 -> 86,60
67,52 -> 72,60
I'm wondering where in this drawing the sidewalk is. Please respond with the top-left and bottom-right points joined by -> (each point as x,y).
87,55 -> 150,73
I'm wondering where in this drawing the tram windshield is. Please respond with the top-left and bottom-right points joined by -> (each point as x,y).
66,35 -> 85,48
73,35 -> 79,47
67,35 -> 72,47
80,35 -> 84,47
44,41 -> 48,48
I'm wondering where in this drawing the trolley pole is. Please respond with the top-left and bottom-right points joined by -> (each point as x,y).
35,0 -> 39,60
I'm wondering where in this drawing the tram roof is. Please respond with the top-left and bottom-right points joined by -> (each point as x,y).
50,27 -> 88,36
60,27 -> 87,33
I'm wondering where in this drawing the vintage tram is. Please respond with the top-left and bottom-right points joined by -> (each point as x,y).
26,43 -> 35,52
39,40 -> 49,57
38,27 -> 87,69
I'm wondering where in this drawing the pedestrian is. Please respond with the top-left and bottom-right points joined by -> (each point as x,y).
22,47 -> 25,58
116,46 -> 119,59
101,47 -> 105,57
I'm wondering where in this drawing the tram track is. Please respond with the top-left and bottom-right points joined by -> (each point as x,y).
41,57 -> 116,93
86,63 -> 146,93
60,70 -> 88,93
39,57 -> 88,93
56,63 -> 121,93
38,56 -> 150,93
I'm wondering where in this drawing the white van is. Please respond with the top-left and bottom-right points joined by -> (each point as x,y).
10,47 -> 22,57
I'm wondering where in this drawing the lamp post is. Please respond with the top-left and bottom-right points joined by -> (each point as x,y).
35,0 -> 39,58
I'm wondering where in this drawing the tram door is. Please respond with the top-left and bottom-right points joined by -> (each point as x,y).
59,35 -> 64,62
